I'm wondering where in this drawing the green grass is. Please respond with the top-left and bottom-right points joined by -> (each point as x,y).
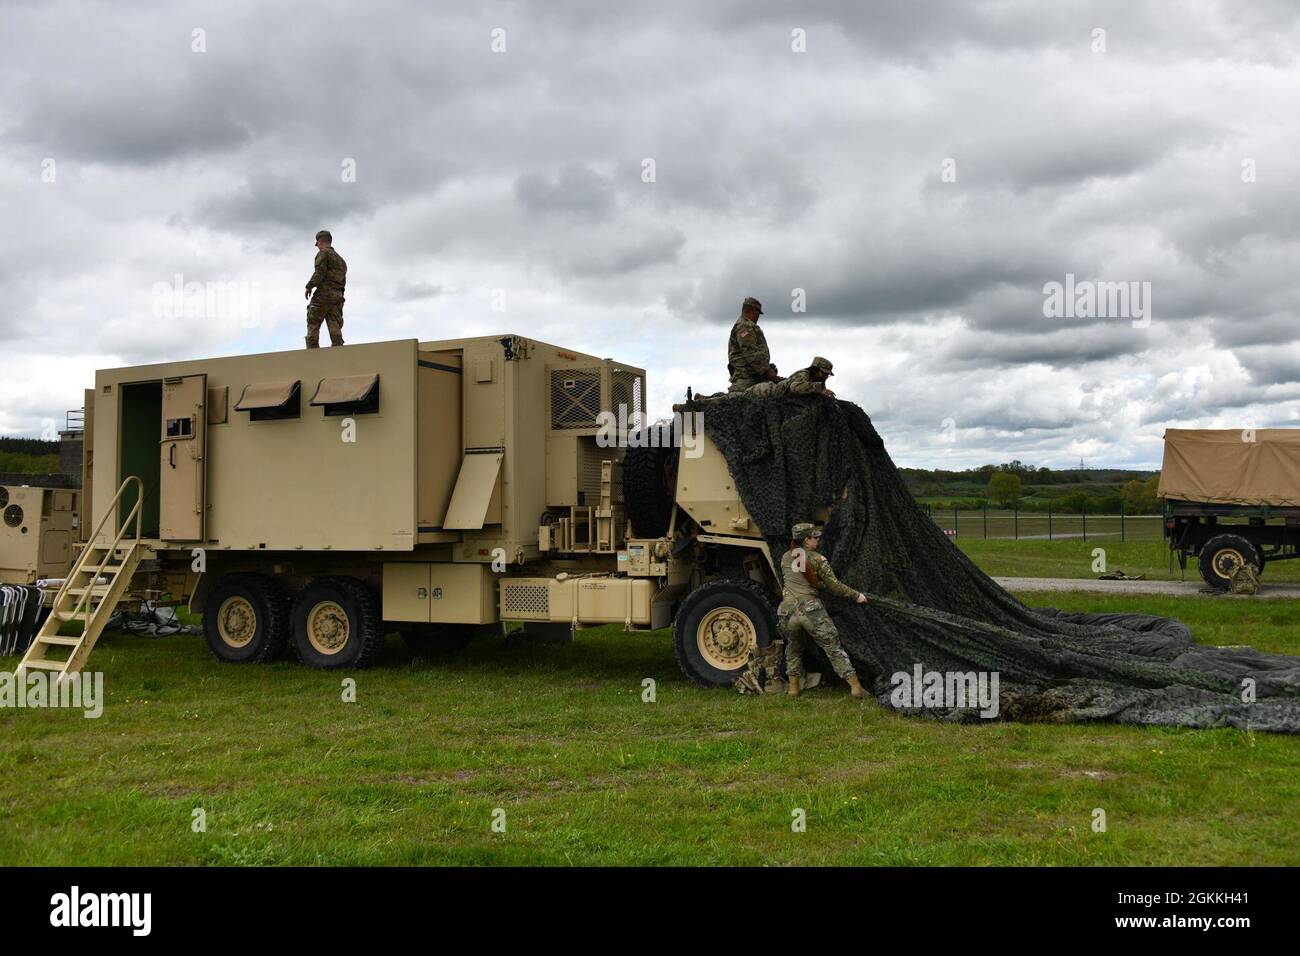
955,537 -> 1300,583
1,590 -> 1297,866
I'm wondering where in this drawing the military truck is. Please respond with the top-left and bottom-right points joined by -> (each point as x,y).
19,335 -> 796,687
1159,428 -> 1300,588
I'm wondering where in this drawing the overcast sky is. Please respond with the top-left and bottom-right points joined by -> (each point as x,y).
3,0 -> 1298,469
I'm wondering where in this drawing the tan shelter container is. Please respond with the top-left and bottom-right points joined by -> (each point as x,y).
0,485 -> 80,584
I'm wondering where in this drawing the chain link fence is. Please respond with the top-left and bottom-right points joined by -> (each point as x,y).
924,504 -> 1164,541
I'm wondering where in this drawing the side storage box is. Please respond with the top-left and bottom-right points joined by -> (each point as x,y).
383,562 -> 498,624
499,575 -> 653,627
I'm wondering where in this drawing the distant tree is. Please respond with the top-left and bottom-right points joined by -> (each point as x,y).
988,471 -> 1022,507
1121,476 -> 1161,513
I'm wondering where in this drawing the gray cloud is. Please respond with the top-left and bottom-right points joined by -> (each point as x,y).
1,0 -> 1298,470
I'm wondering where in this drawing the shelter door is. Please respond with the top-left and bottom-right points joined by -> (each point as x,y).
159,374 -> 207,541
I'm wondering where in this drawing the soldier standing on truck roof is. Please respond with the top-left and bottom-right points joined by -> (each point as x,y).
305,230 -> 347,348
780,522 -> 867,699
726,296 -> 780,393
743,356 -> 837,399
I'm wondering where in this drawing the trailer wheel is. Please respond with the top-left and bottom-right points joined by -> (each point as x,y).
203,574 -> 289,664
673,577 -> 777,688
291,577 -> 384,669
402,623 -> 480,655
1198,534 -> 1262,590
624,420 -> 678,538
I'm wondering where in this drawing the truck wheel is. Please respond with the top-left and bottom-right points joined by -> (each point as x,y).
402,623 -> 480,655
673,577 -> 777,688
624,421 -> 678,538
291,577 -> 384,669
1198,534 -> 1261,590
203,574 -> 289,664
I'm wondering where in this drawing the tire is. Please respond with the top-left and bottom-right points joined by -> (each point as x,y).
672,576 -> 778,688
624,420 -> 678,538
203,574 -> 289,664
402,623 -> 480,655
1198,534 -> 1261,590
291,576 -> 384,669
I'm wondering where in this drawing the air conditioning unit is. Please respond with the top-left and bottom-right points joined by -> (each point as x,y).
547,360 -> 644,434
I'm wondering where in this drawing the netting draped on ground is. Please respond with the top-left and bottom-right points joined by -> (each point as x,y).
689,394 -> 1300,732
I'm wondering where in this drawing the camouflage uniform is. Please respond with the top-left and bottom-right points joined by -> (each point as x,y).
1229,564 -> 1260,595
744,356 -> 835,398
727,297 -> 774,393
734,641 -> 785,694
306,231 -> 347,348
779,523 -> 859,681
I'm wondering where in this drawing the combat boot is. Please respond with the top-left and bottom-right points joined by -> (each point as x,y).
787,676 -> 801,697
846,673 -> 865,699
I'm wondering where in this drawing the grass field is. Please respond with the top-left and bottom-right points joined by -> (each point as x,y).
955,537 -> 1300,583
2,589 -> 1297,866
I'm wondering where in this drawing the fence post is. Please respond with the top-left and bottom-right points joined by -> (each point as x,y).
1120,501 -> 1125,543
1014,504 -> 1019,540
954,506 -> 958,539
1082,500 -> 1087,541
983,505 -> 987,540
1048,501 -> 1052,541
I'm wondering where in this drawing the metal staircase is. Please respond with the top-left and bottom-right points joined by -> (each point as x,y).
17,476 -> 145,678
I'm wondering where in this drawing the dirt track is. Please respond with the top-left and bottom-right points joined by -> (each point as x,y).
995,576 -> 1300,600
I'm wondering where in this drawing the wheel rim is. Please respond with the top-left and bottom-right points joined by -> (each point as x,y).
306,600 -> 350,655
216,596 -> 257,648
696,606 -> 756,671
1212,548 -> 1245,580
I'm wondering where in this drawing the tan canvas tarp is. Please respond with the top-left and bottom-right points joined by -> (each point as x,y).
1158,428 -> 1300,506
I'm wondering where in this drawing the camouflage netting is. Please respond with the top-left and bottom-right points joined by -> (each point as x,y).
688,394 -> 1300,732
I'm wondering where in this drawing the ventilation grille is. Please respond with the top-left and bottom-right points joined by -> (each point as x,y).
502,583 -> 549,617
551,368 -> 603,429
610,369 -> 644,431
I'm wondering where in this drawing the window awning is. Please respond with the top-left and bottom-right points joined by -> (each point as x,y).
234,380 -> 300,411
310,373 -> 379,407
443,452 -> 503,530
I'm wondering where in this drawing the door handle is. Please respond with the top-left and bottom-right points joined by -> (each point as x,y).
417,588 -> 428,599
169,444 -> 176,469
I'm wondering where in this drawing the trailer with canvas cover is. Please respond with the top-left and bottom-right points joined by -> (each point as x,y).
16,333 -> 807,688
1159,427 -> 1300,588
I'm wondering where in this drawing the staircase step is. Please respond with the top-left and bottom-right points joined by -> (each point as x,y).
67,586 -> 113,598
73,566 -> 122,578
19,659 -> 65,672
38,635 -> 82,647
55,610 -> 91,622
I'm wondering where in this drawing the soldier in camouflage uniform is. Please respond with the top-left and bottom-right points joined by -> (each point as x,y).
780,522 -> 867,698
305,229 -> 347,348
726,296 -> 779,394
745,356 -> 838,399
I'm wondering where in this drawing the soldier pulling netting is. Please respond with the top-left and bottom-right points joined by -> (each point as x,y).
687,392 -> 1300,732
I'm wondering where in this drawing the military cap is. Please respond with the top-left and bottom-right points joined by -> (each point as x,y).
791,522 -> 822,540
809,356 -> 834,376
315,229 -> 332,242
741,296 -> 763,315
